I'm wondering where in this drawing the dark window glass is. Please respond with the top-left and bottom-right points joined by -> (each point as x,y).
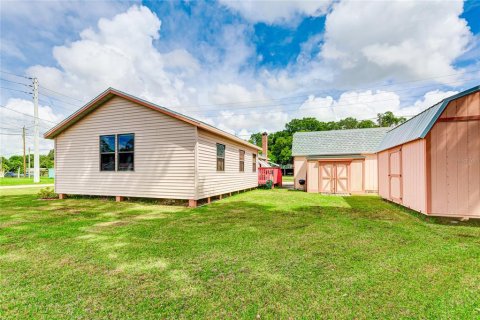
100,153 -> 115,171
118,133 -> 134,171
100,135 -> 115,153
100,135 -> 115,171
118,153 -> 134,171
118,134 -> 134,152
252,154 -> 257,172
239,150 -> 245,172
216,143 -> 225,171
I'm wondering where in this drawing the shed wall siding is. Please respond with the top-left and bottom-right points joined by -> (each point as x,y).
306,161 -> 319,193
401,139 -> 427,213
378,151 -> 389,199
294,157 -> 307,189
378,140 -> 427,213
196,128 -> 258,199
364,154 -> 378,192
429,92 -> 480,216
350,160 -> 363,192
55,96 -> 196,199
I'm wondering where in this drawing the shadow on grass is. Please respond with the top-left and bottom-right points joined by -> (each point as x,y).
343,196 -> 480,228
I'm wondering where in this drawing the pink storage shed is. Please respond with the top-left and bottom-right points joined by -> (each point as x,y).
377,86 -> 480,218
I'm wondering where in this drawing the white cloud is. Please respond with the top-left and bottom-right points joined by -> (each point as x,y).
26,5 -> 199,108
396,90 -> 458,117
298,90 -> 401,121
219,0 -> 333,24
298,89 -> 459,123
318,0 -> 472,85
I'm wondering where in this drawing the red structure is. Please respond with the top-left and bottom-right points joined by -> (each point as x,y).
258,167 -> 282,188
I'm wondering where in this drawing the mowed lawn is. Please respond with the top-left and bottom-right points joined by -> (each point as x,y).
0,177 -> 54,186
1,188 -> 480,319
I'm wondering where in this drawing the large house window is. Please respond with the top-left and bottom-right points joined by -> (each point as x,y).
118,133 -> 134,171
252,154 -> 257,172
100,135 -> 116,171
216,143 -> 225,171
239,150 -> 245,172
100,134 -> 134,171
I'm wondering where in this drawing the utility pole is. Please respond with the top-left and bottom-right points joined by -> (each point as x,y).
22,126 -> 26,177
28,147 -> 31,178
33,77 -> 40,183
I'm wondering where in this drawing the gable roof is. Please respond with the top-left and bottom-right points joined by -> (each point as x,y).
44,87 -> 261,151
377,85 -> 480,152
292,127 -> 390,156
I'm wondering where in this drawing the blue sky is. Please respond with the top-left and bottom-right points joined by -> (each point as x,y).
1,0 -> 479,155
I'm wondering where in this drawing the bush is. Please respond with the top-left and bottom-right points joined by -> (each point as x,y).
37,187 -> 57,199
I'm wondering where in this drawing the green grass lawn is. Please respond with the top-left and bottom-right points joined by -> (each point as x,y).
1,188 -> 480,319
0,177 -> 54,186
282,175 -> 293,182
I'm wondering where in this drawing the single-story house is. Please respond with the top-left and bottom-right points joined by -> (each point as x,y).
44,88 -> 261,207
292,127 -> 389,194
377,85 -> 480,218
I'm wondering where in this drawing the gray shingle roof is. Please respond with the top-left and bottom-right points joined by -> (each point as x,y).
292,127 -> 390,156
377,85 -> 479,152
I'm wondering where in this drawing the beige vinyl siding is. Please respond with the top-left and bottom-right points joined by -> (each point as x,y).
55,96 -> 196,199
196,128 -> 258,198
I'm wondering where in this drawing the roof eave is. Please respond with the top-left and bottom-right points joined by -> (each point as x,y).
44,88 -> 261,151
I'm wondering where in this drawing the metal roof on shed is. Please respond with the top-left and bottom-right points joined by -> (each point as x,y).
377,85 -> 480,152
292,127 -> 390,156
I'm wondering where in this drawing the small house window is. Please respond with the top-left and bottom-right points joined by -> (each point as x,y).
216,143 -> 225,171
100,135 -> 115,171
239,150 -> 245,172
252,154 -> 257,172
118,133 -> 134,171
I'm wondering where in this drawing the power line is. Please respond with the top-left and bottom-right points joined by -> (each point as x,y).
39,91 -> 81,108
173,69 -> 479,111
0,86 -> 32,95
39,85 -> 84,102
0,70 -> 32,80
0,105 -> 58,124
0,78 -> 31,87
39,97 -> 76,113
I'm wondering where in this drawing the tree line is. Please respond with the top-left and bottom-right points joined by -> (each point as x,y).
1,150 -> 54,174
249,111 -> 406,165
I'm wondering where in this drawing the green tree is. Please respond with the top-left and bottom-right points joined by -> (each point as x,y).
40,155 -> 54,168
1,157 -> 10,172
8,155 -> 22,173
357,120 -> 377,128
377,111 -> 406,127
248,133 -> 263,148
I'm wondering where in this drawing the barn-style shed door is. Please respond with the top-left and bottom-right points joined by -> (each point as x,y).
319,162 -> 349,194
388,148 -> 403,203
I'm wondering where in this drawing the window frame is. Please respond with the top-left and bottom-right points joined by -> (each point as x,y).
99,133 -> 135,172
216,143 -> 225,172
99,135 -> 116,171
252,153 -> 257,172
239,150 -> 245,172
117,133 -> 135,172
